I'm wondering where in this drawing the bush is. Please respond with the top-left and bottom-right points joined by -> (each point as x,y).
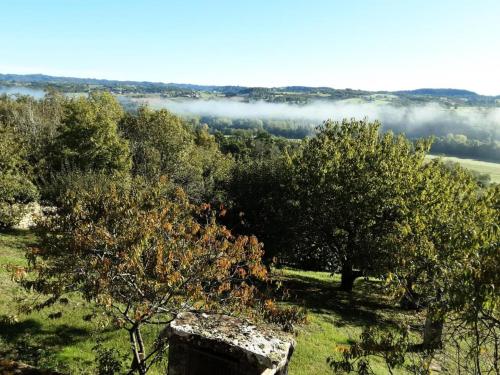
0,127 -> 38,228
93,343 -> 126,375
261,299 -> 307,332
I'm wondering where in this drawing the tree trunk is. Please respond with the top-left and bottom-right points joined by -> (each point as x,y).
130,327 -> 147,375
340,263 -> 362,292
400,279 -> 420,310
423,312 -> 444,350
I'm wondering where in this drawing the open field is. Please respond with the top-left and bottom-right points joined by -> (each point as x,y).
0,230 -> 464,374
427,154 -> 500,184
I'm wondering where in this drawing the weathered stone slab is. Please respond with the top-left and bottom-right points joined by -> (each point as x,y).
166,312 -> 295,375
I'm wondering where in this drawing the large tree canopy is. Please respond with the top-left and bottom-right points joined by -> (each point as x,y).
22,175 -> 267,373
387,162 -> 499,348
120,107 -> 233,202
50,92 -> 131,174
291,119 -> 431,290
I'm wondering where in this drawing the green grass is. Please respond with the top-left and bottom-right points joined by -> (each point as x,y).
275,269 -> 421,375
0,230 -> 169,374
427,154 -> 500,184
0,231 -> 440,374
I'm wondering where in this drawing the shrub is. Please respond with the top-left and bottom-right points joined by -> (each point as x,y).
0,126 -> 38,228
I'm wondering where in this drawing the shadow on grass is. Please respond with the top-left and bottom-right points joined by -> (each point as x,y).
276,271 -> 401,328
0,318 -> 91,367
0,228 -> 37,251
0,228 -> 30,235
0,227 -> 34,238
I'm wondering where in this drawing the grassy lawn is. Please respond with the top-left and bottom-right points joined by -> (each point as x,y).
1,230 -> 432,374
275,269 -> 423,375
427,154 -> 500,184
0,230 -> 169,374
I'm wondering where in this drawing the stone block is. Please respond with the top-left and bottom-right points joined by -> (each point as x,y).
166,312 -> 295,375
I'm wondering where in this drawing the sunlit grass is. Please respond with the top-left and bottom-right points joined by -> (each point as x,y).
0,230 -> 168,374
427,154 -> 500,184
275,268 -> 415,374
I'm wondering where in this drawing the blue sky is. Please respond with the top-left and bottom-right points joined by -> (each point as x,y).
1,0 -> 499,94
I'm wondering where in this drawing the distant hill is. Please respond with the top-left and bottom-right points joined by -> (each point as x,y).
0,73 -> 241,92
395,88 -> 481,98
1,73 -> 499,103
0,73 -> 166,86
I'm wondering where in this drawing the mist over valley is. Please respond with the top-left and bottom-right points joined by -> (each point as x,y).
128,96 -> 500,140
2,76 -> 500,163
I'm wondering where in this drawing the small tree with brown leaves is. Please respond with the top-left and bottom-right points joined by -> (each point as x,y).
21,174 -> 267,374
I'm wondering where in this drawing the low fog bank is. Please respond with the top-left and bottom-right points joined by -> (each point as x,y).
133,97 -> 500,140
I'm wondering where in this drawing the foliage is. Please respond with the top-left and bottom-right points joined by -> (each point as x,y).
20,174 -> 267,374
1,87 -> 498,373
445,184 -> 499,321
1,231 -> 409,375
120,107 -> 233,202
0,125 -> 38,228
441,185 -> 500,372
431,134 -> 500,163
48,92 -> 130,174
291,119 -> 431,290
215,129 -> 296,160
261,299 -> 307,333
93,341 -> 127,375
369,161 -> 499,372
0,91 -> 65,163
327,325 -> 413,375
385,161 -> 496,321
120,107 -> 193,179
227,153 -> 295,262
4,228 -> 492,375
201,116 -> 314,139
185,125 -> 234,202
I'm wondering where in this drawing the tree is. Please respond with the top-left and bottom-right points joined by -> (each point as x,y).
228,153 -> 295,263
0,92 -> 63,147
329,167 -> 499,372
120,107 -> 233,202
449,185 -> 499,372
180,125 -> 234,203
21,175 -> 267,374
120,106 -> 193,180
384,161 -> 478,345
215,129 -> 295,161
387,162 -> 499,355
291,119 -> 431,291
0,125 -> 38,228
0,92 -> 65,188
49,92 -> 130,174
